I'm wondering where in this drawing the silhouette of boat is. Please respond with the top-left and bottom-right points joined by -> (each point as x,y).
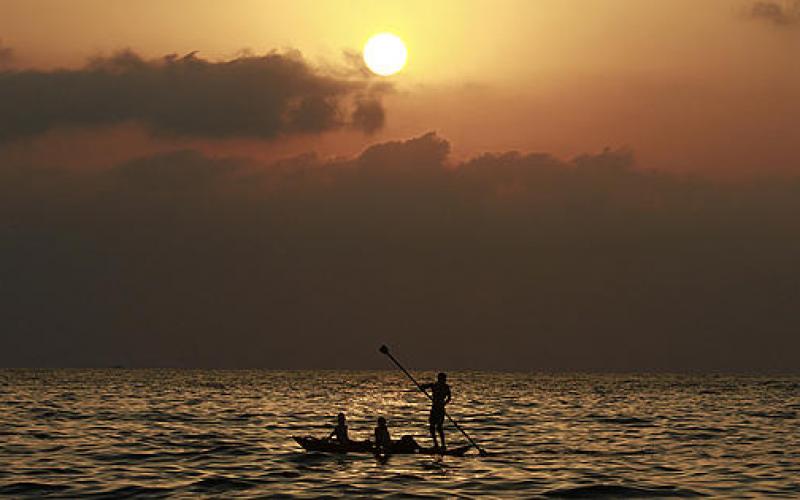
293,436 -> 472,456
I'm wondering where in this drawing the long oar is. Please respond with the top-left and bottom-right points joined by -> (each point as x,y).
379,345 -> 489,456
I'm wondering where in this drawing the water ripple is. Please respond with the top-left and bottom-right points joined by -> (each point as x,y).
1,370 -> 798,498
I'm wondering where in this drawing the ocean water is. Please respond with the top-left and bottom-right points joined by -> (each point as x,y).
1,370 -> 799,498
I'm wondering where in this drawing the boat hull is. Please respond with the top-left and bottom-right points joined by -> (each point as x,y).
293,436 -> 471,456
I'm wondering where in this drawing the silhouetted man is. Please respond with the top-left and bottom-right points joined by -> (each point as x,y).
421,372 -> 451,450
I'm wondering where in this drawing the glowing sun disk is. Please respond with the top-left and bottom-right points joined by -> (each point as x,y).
363,33 -> 407,76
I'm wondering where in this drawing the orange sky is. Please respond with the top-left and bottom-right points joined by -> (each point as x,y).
3,1 -> 800,370
1,0 -> 798,175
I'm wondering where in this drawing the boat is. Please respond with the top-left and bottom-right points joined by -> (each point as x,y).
293,436 -> 472,456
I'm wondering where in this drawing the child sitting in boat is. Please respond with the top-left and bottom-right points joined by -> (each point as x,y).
374,417 -> 421,454
327,412 -> 351,444
374,417 -> 392,453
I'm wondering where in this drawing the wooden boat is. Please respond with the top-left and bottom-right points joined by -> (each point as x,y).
293,436 -> 472,456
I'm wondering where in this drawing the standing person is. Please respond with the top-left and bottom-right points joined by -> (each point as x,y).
421,372 -> 451,450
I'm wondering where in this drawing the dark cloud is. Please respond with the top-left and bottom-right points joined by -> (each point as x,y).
351,98 -> 385,134
748,0 -> 800,26
0,49 -> 387,142
1,133 -> 799,371
0,40 -> 13,67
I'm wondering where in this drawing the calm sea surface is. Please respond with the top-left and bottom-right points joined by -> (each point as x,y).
1,370 -> 799,498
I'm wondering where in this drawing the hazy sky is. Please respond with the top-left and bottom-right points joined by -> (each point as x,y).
2,0 -> 799,172
1,1 -> 798,370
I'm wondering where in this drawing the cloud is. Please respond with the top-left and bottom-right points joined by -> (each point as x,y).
0,49 -> 387,142
748,0 -> 800,26
350,98 -> 385,134
1,133 -> 799,371
0,40 -> 13,67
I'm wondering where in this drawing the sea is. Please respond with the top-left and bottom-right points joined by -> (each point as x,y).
1,370 -> 798,498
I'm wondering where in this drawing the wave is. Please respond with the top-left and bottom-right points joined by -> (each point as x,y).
589,415 -> 654,426
91,449 -> 204,463
569,448 -> 656,456
0,482 -> 71,495
2,370 -> 798,498
742,411 -> 796,420
89,485 -> 174,498
543,483 -> 705,498
189,476 -> 257,491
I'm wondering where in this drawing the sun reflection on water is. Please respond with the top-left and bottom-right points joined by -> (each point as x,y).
1,370 -> 798,497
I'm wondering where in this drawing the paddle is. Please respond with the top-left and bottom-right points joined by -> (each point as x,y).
379,344 -> 489,457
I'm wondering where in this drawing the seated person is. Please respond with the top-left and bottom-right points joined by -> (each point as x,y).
395,434 -> 421,453
374,417 -> 392,453
374,417 -> 421,454
327,412 -> 351,444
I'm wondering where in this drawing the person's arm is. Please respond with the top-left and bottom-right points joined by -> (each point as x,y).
444,385 -> 452,405
420,382 -> 433,390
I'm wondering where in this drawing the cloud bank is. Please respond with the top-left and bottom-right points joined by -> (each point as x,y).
0,40 -> 12,68
748,0 -> 800,26
0,49 -> 386,142
2,133 -> 799,371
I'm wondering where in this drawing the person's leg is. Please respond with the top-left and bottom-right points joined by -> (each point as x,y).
437,422 -> 446,450
429,421 -> 438,448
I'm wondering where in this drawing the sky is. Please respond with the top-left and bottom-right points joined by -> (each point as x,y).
1,0 -> 799,370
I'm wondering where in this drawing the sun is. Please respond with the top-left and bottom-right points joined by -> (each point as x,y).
363,33 -> 407,76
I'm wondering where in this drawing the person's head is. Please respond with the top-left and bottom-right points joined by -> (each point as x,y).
377,416 -> 387,427
437,372 -> 447,383
337,412 -> 346,425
